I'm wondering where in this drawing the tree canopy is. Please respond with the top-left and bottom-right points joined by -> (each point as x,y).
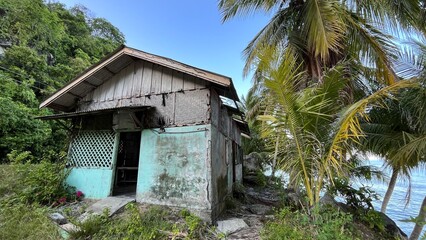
0,0 -> 125,161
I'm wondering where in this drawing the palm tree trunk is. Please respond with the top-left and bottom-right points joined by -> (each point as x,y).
381,169 -> 398,213
409,196 -> 426,240
271,135 -> 279,177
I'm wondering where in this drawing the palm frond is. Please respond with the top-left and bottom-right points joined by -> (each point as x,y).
303,0 -> 346,60
325,79 -> 418,180
218,0 -> 281,22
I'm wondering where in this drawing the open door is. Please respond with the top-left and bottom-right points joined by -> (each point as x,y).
113,132 -> 141,196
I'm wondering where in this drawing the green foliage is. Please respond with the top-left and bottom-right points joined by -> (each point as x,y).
7,159 -> 74,205
327,178 -> 387,233
180,209 -> 206,239
0,164 -> 23,198
69,210 -> 109,240
261,206 -> 354,240
0,203 -> 61,240
255,169 -> 267,187
94,204 -> 172,240
360,210 -> 386,232
0,0 -> 124,162
327,178 -> 379,210
0,98 -> 52,160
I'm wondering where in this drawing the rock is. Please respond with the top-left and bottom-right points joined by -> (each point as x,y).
217,218 -> 249,235
59,223 -> 79,232
319,192 -> 338,207
248,204 -> 272,215
378,212 -> 408,239
243,175 -> 258,185
78,196 -> 134,222
244,153 -> 263,174
49,212 -> 67,225
227,227 -> 260,240
246,187 -> 281,207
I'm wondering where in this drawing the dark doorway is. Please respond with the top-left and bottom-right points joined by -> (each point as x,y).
113,132 -> 141,196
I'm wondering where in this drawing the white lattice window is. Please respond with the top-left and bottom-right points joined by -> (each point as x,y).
68,131 -> 116,168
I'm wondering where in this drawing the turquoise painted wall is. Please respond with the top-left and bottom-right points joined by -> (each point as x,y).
66,168 -> 113,199
136,125 -> 211,210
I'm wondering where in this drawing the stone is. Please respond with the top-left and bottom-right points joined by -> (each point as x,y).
49,212 -> 67,225
78,196 -> 135,222
378,212 -> 408,239
217,218 -> 248,235
59,223 -> 79,232
243,153 -> 263,174
248,204 -> 272,215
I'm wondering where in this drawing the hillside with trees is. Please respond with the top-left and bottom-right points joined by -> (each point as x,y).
0,0 -> 124,162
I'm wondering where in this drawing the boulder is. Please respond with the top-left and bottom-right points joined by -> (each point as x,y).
244,153 -> 263,174
49,212 -> 67,225
378,212 -> 408,239
217,218 -> 249,235
247,204 -> 272,215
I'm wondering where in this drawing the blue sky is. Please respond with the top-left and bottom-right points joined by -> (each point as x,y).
58,0 -> 271,98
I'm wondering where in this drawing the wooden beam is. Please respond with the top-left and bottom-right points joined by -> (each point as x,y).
129,112 -> 143,128
66,92 -> 83,99
81,81 -> 98,88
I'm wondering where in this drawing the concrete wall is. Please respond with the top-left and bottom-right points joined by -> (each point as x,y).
136,124 -> 212,220
66,168 -> 114,199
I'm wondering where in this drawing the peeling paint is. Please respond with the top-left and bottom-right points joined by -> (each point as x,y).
136,125 -> 211,211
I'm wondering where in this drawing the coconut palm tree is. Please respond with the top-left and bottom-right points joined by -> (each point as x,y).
410,196 -> 426,240
219,0 -> 424,86
359,42 -> 426,230
218,0 -> 424,206
359,91 -> 425,213
251,46 -> 416,205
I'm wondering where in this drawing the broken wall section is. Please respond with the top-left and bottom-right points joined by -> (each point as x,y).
209,89 -> 243,219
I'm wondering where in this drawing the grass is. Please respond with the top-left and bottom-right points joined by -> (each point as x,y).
0,165 -> 62,240
0,164 -> 219,240
0,164 -> 23,197
261,206 -> 355,240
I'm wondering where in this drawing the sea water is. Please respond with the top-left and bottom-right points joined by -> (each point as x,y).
360,158 -> 426,237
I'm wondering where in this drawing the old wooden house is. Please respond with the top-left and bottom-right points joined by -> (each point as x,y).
39,45 -> 249,221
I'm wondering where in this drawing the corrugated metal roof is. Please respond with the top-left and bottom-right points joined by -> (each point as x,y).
39,45 -> 238,112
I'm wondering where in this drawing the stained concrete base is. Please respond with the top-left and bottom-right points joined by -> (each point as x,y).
79,195 -> 135,222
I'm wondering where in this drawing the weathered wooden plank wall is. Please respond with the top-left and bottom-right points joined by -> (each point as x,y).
79,59 -> 207,107
210,89 -> 241,144
77,59 -> 210,126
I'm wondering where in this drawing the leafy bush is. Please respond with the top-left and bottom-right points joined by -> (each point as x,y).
9,159 -> 74,205
327,178 -> 386,232
327,178 -> 379,210
0,164 -> 24,198
261,206 -> 354,240
255,170 -> 267,187
360,209 -> 386,231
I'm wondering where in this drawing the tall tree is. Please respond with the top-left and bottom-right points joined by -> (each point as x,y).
218,0 -> 425,205
0,0 -> 125,161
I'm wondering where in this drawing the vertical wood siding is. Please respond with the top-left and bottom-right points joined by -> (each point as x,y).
77,60 -> 211,126
80,60 -> 208,109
